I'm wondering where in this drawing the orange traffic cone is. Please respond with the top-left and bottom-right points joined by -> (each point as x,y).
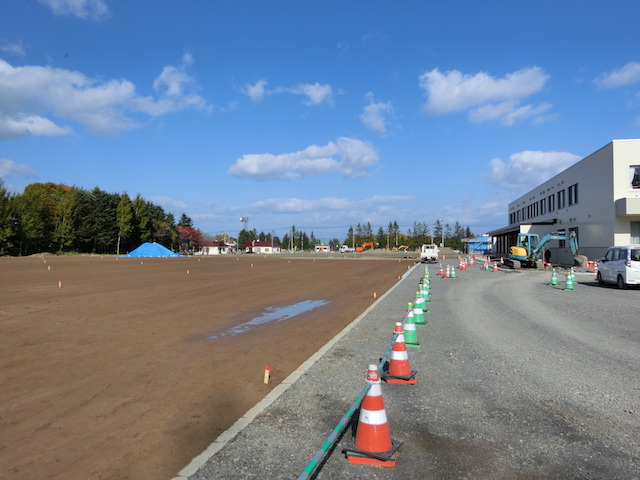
445,265 -> 451,278
593,262 -> 598,279
438,264 -> 444,276
382,323 -> 417,384
493,262 -> 499,272
343,364 -> 402,466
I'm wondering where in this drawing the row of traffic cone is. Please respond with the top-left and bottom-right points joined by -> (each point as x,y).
344,264 -> 432,466
548,268 -> 576,291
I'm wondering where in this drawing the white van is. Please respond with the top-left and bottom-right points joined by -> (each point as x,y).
597,245 -> 640,289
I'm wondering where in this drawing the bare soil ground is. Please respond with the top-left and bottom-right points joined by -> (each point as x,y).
0,254 -> 413,480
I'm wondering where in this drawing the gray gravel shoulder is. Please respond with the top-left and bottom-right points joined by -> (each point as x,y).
182,263 -> 640,480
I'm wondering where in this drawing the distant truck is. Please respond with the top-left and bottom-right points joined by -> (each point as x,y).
420,244 -> 439,263
339,245 -> 355,253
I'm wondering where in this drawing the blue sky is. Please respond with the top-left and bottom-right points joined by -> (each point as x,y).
2,0 -> 640,241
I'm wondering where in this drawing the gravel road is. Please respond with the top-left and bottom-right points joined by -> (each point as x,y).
185,263 -> 640,479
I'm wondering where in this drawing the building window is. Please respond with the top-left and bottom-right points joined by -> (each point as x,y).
540,199 -> 546,215
631,166 -> 640,189
631,222 -> 640,244
548,194 -> 555,212
557,190 -> 566,209
568,184 -> 578,205
558,228 -> 566,247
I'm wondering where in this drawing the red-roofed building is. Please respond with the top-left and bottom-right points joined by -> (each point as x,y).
244,241 -> 281,254
197,240 -> 233,255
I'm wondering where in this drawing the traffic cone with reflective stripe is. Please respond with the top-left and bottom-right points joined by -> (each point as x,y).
450,265 -> 457,278
382,323 -> 417,384
493,262 -> 499,273
438,264 -> 444,276
413,301 -> 427,327
593,263 -> 598,280
403,311 -> 420,348
445,265 -> 451,278
564,272 -> 575,291
343,365 -> 402,466
548,269 -> 558,286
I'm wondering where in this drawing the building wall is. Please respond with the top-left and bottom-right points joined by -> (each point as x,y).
504,140 -> 640,263
613,140 -> 640,247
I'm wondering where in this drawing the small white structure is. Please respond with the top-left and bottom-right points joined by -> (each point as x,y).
490,139 -> 640,263
314,244 -> 330,253
197,241 -> 232,255
244,241 -> 281,254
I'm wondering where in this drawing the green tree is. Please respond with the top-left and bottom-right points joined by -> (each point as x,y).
16,182 -> 67,254
238,228 -> 257,250
52,187 -> 77,252
177,213 -> 193,228
376,226 -> 386,248
343,225 -> 354,247
0,180 -> 16,255
116,193 -> 134,254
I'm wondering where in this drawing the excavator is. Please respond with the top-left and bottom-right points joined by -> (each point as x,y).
505,231 -> 587,269
355,242 -> 374,252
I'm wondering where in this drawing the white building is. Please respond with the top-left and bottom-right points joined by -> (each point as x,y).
489,139 -> 640,264
196,241 -> 232,255
244,241 -> 281,254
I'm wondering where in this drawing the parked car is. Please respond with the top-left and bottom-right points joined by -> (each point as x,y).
597,245 -> 640,289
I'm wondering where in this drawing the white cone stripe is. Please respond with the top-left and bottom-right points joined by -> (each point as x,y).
360,408 -> 388,426
404,324 -> 416,331
390,350 -> 409,360
368,383 -> 382,397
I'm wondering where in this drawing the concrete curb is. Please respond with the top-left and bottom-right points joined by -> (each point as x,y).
173,263 -> 420,479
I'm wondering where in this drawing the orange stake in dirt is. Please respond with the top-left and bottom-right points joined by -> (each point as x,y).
263,366 -> 270,384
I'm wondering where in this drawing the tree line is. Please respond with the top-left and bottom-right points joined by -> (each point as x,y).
0,181 -> 200,256
239,220 -> 475,253
341,220 -> 474,251
0,181 -> 476,256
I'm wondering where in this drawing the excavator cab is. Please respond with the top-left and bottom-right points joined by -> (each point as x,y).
510,233 -> 539,260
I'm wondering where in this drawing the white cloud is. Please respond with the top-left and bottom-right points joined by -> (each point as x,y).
246,195 -> 411,213
288,83 -> 334,106
0,113 -> 73,139
148,195 -> 188,212
228,137 -> 378,181
469,100 -> 553,126
0,41 -> 26,56
243,79 -> 268,103
270,82 -> 334,106
242,80 -> 335,106
484,150 -> 582,191
595,61 -> 640,88
419,66 -> 550,125
38,0 -> 110,21
360,92 -> 394,135
0,158 -> 37,179
0,57 -> 210,138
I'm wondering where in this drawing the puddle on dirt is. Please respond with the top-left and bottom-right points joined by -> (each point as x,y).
208,299 -> 329,339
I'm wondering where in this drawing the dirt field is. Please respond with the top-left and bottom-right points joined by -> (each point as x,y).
0,254 -> 414,480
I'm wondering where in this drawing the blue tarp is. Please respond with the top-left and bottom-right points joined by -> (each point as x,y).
468,236 -> 491,253
123,242 -> 182,257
